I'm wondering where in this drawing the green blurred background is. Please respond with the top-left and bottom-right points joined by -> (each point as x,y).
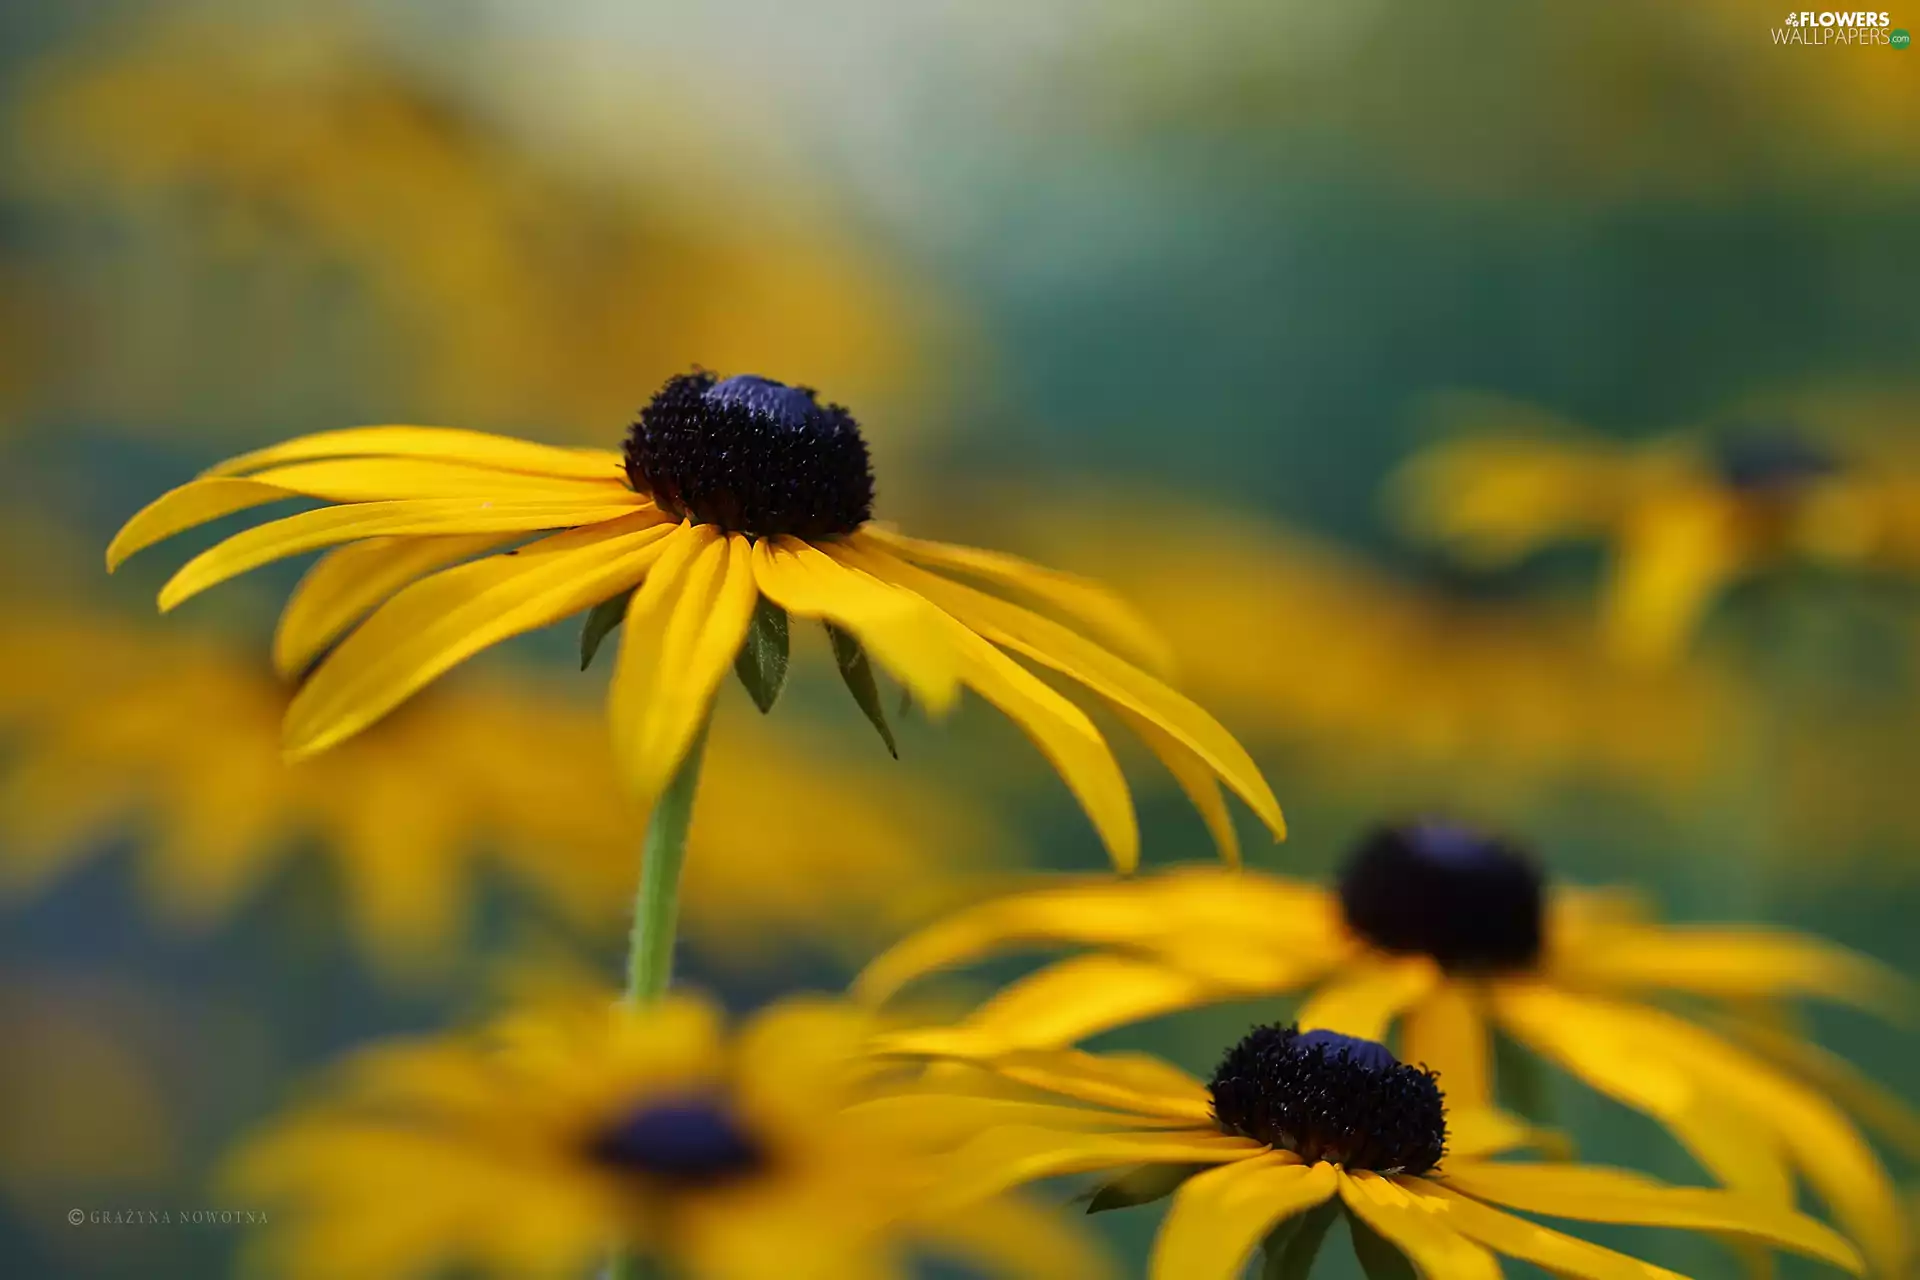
1,1 -> 1915,1276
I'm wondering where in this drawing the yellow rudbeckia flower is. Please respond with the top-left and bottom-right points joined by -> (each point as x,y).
861,822 -> 1912,1274
887,1027 -> 1862,1280
228,990 -> 1108,1280
1394,401 -> 1920,665
0,605 -> 1005,977
106,373 -> 1281,876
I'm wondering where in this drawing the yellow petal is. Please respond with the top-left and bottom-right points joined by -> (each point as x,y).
1714,1013 -> 1920,1163
939,1125 -> 1258,1206
609,529 -> 757,805
275,533 -> 515,677
1445,1109 -> 1568,1163
1492,983 -> 1796,1209
750,537 -> 959,713
284,515 -> 674,757
888,954 -> 1221,1056
981,1048 -> 1217,1122
1402,984 -> 1491,1111
1115,707 -> 1240,864
1402,1178 -> 1683,1280
1150,1156 -> 1338,1280
106,477 -> 290,571
931,614 -> 1140,871
158,499 -> 641,613
1297,956 -> 1440,1041
1338,1169 -> 1501,1280
240,457 -> 639,504
841,541 -> 1285,841
854,525 -> 1175,672
915,1193 -> 1119,1280
1603,490 -> 1746,667
1439,1161 -> 1865,1275
1494,984 -> 1903,1275
1554,926 -> 1909,1020
204,425 -> 625,482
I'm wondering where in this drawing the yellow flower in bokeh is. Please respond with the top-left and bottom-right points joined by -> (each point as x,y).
0,604 -> 1007,977
228,989 -> 1108,1280
107,376 -> 1282,871
1394,395 -> 1920,665
1005,492 -> 1736,802
885,1028 -> 1861,1280
861,822 -> 1912,1274
13,15 -> 942,448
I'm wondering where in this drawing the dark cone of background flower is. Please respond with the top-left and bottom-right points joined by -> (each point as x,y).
585,1095 -> 765,1186
626,371 -> 874,539
1210,1026 -> 1445,1174
1337,821 -> 1544,972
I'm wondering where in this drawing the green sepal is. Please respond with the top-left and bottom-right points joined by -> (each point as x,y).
1082,1163 -> 1206,1214
732,597 -> 790,713
579,589 -> 634,671
1260,1200 -> 1340,1280
1347,1207 -> 1419,1280
826,622 -> 897,758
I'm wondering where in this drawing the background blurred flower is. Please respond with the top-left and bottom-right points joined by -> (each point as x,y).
8,11 -> 946,461
228,988 -> 1108,1279
1393,393 -> 1920,666
0,601 -> 1009,978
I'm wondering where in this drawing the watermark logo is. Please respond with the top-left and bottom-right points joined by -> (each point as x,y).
1774,10 -> 1902,42
67,1207 -> 268,1228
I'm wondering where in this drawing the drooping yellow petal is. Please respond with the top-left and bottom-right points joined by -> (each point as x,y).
841,1094 -> 1196,1147
1439,1162 -> 1865,1275
915,1192 -> 1119,1280
1115,707 -> 1240,864
1150,1156 -> 1338,1280
1402,1179 -> 1683,1280
1446,1109 -> 1567,1162
840,541 -> 1284,841
1494,985 -> 1903,1275
1492,982 -> 1795,1208
609,530 -> 757,806
106,477 -> 292,571
204,425 -> 625,482
938,1125 -> 1257,1207
1715,1013 -> 1920,1163
1339,1169 -> 1501,1280
1402,984 -> 1491,1111
275,533 -> 515,677
1297,956 -> 1440,1041
284,516 -> 674,758
1603,490 -> 1747,667
750,538 -> 959,714
853,525 -> 1175,672
1554,926 -> 1909,1020
158,499 -> 643,613
883,954 -> 1221,1056
930,614 -> 1140,871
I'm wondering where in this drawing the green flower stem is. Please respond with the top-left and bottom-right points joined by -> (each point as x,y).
606,713 -> 714,1280
624,713 -> 713,1005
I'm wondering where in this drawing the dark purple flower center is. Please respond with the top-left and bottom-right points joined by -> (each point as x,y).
585,1094 -> 764,1186
1209,1026 -> 1446,1174
1337,821 -> 1544,972
625,371 -> 874,539
1711,424 -> 1839,494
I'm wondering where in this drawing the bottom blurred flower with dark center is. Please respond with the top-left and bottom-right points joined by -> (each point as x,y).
225,992 -> 1107,1280
0,606 -> 1000,977
887,1028 -> 1861,1280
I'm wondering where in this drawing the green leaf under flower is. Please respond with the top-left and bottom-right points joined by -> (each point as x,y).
1084,1163 -> 1207,1214
827,622 -> 897,758
733,597 -> 791,713
1348,1209 -> 1419,1280
1261,1201 -> 1340,1280
579,589 -> 634,671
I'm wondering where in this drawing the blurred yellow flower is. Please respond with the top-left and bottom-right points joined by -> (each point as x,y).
1007,491 -> 1735,801
885,1028 -> 1861,1280
228,989 -> 1108,1280
107,383 -> 1282,871
1394,395 -> 1920,666
0,603 -> 1006,977
861,822 -> 1912,1275
12,15 -> 942,449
